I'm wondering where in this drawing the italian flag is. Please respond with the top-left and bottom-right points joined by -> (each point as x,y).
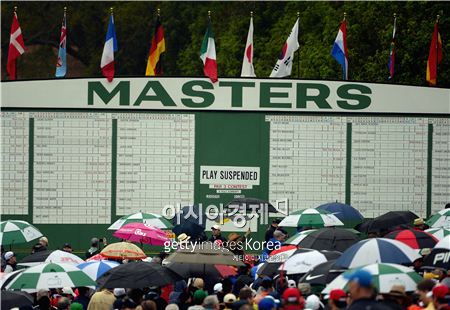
200,20 -> 218,83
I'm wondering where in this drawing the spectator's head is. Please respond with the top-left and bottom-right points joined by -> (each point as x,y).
121,297 -> 137,310
90,237 -> 99,247
57,297 -> 71,310
414,218 -> 426,230
128,288 -> 144,305
211,225 -> 221,236
140,300 -> 156,310
114,288 -> 127,299
297,283 -> 311,296
258,296 -> 277,310
4,251 -> 16,264
282,287 -> 303,306
223,293 -> 236,307
327,289 -> 347,309
62,243 -> 72,253
431,285 -> 449,307
193,289 -> 207,305
272,219 -> 281,228
239,287 -> 254,303
39,236 -> 49,247
273,230 -> 286,242
165,305 -> 179,310
69,303 -> 83,310
344,269 -> 374,301
416,279 -> 436,305
37,296 -> 51,310
213,283 -> 222,294
203,295 -> 219,309
305,295 -> 323,310
261,277 -> 274,290
193,278 -> 205,290
287,280 -> 296,288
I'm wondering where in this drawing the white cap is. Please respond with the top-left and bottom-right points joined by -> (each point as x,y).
62,287 -> 75,296
113,288 -> 126,297
213,283 -> 223,293
4,251 -> 14,260
211,225 -> 221,230
288,279 -> 296,288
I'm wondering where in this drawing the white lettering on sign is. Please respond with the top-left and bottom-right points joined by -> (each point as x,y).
200,166 -> 260,189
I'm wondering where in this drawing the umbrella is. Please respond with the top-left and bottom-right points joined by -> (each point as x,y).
298,260 -> 346,286
19,250 -> 84,267
0,220 -> 43,246
172,205 -> 206,240
6,262 -> 96,290
225,198 -> 278,213
101,242 -> 147,260
108,212 -> 173,230
86,253 -> 107,262
76,260 -> 120,281
165,243 -> 245,267
269,245 -> 298,256
322,263 -> 423,294
1,291 -> 34,309
425,227 -> 450,240
297,227 -> 359,252
278,208 -> 344,228
356,211 -> 418,234
384,229 -> 438,249
280,249 -> 341,275
335,238 -> 421,269
285,230 -> 318,246
96,261 -> 180,288
0,269 -> 24,289
422,235 -> 450,270
113,223 -> 169,246
166,262 -> 237,280
316,202 -> 364,223
426,209 -> 450,228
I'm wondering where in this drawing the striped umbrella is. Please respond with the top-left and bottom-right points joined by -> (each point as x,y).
0,220 -> 42,246
322,263 -> 422,294
427,209 -> 450,229
335,238 -> 421,269
108,212 -> 173,230
77,261 -> 120,281
6,262 -> 96,290
425,228 -> 450,241
384,229 -> 438,249
285,230 -> 318,245
279,208 -> 344,228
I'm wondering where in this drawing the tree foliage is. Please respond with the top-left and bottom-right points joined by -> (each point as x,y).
1,1 -> 449,86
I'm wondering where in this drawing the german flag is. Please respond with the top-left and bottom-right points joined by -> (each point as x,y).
145,15 -> 165,76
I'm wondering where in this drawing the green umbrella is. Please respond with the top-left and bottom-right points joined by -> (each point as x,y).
108,212 -> 173,230
425,227 -> 450,240
426,209 -> 450,228
0,220 -> 43,246
285,229 -> 317,245
322,263 -> 422,294
279,208 -> 344,228
6,262 -> 96,290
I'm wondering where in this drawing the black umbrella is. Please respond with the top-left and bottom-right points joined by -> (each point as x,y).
356,211 -> 419,234
172,205 -> 206,240
225,198 -> 278,213
97,261 -> 181,288
422,248 -> 450,270
19,250 -> 53,264
298,260 -> 346,286
1,291 -> 33,309
298,228 -> 359,252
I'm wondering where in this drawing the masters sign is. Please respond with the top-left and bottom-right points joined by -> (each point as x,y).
2,77 -> 449,114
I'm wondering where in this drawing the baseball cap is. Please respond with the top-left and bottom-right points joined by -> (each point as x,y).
272,219 -> 281,224
287,279 -> 296,288
344,269 -> 373,288
297,283 -> 311,295
113,288 -> 126,297
328,289 -> 347,301
4,251 -> 15,260
282,287 -> 301,303
258,296 -> 277,310
223,293 -> 237,303
213,283 -> 223,294
211,224 -> 221,230
193,289 -> 208,303
431,285 -> 449,299
414,218 -> 425,226
63,243 -> 72,248
39,236 -> 49,244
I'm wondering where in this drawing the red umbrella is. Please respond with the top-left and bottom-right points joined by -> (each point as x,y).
269,245 -> 298,256
215,265 -> 237,277
384,229 -> 438,249
113,223 -> 169,246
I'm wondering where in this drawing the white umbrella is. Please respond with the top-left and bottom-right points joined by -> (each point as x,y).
425,228 -> 450,241
0,220 -> 42,246
108,212 -> 173,230
279,208 -> 344,228
19,250 -> 85,267
279,249 -> 341,275
426,209 -> 450,228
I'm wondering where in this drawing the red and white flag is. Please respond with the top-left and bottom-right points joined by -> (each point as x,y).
200,19 -> 218,83
241,16 -> 255,77
7,11 -> 25,80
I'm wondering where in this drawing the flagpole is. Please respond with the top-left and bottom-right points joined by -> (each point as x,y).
14,6 -> 18,80
390,13 -> 397,82
435,14 -> 440,86
343,12 -> 346,80
297,11 -> 300,78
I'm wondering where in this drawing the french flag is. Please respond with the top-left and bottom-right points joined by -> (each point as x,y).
331,19 -> 348,80
101,13 -> 118,82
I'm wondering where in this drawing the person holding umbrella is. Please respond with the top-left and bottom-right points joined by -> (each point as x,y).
265,219 -> 281,242
209,225 -> 226,244
3,251 -> 16,273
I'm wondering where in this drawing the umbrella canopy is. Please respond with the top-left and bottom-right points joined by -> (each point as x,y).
6,262 -> 96,290
225,198 -> 278,213
335,238 -> 421,269
0,220 -> 43,246
166,262 -> 237,280
172,205 -> 206,240
297,227 -> 359,252
285,230 -> 318,246
279,208 -> 344,228
269,245 -> 298,257
100,242 -> 147,260
426,209 -> 450,229
86,253 -> 107,262
356,211 -> 418,234
96,261 -> 180,288
422,236 -> 450,270
165,243 -> 245,267
113,223 -> 169,246
77,260 -> 120,281
316,202 -> 364,223
425,228 -> 450,241
1,291 -> 34,309
298,260 -> 346,286
322,263 -> 423,294
384,229 -> 438,249
19,250 -> 84,267
108,212 -> 173,230
280,249 -> 341,275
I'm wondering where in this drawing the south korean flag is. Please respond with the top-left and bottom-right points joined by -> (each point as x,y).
270,18 -> 299,78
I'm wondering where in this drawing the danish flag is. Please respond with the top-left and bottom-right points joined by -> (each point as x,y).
7,11 -> 26,80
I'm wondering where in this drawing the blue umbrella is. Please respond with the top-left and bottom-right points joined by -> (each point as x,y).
317,202 -> 364,222
77,260 -> 120,281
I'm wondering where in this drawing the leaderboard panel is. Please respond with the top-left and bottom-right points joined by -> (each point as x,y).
115,113 -> 195,215
32,112 -> 112,224
431,118 -> 450,213
267,115 -> 347,210
1,112 -> 29,215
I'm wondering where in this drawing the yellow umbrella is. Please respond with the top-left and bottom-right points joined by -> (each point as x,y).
100,242 -> 146,260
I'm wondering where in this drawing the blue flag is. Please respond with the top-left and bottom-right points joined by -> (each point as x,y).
55,12 -> 67,78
